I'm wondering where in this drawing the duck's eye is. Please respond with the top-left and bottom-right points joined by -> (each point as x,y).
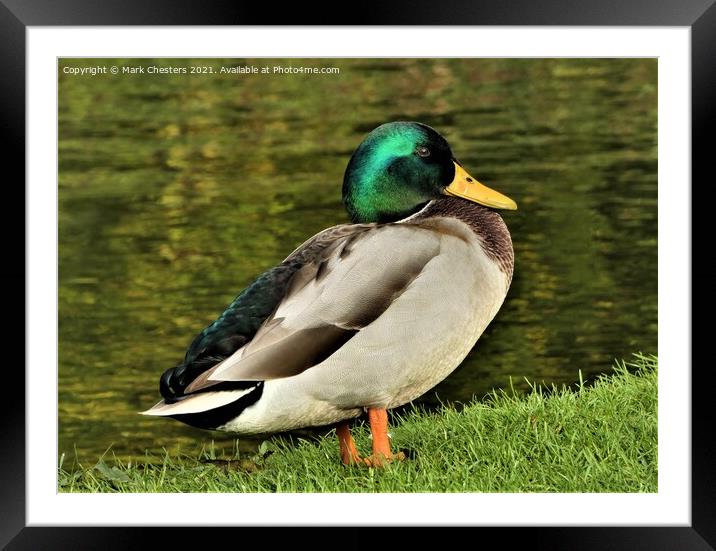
416,146 -> 431,158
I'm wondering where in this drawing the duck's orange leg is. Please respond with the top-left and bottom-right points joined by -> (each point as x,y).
337,422 -> 363,465
364,408 -> 405,467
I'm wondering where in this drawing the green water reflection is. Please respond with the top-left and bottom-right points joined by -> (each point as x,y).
58,58 -> 657,464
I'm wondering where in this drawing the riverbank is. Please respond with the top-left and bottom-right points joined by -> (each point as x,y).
58,354 -> 657,493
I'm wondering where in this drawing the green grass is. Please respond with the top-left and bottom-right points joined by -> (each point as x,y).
59,354 -> 657,493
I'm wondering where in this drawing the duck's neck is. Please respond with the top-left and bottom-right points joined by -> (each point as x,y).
405,197 -> 514,278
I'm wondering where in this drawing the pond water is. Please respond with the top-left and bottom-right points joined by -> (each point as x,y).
58,58 -> 657,465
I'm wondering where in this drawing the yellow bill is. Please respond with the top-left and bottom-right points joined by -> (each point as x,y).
443,162 -> 517,210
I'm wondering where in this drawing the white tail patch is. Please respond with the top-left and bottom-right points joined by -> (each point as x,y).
139,388 -> 254,416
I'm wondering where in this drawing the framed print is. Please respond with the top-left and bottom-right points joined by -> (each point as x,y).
7,0 -> 711,548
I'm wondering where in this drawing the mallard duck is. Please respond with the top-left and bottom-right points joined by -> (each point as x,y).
142,121 -> 516,466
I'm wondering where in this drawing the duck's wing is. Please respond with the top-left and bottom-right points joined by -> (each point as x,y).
184,223 -> 442,392
160,223 -> 374,400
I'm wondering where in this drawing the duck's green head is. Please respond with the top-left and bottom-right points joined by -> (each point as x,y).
342,121 -> 516,223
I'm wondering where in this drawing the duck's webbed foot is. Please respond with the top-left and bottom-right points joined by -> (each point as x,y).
338,408 -> 405,467
362,450 -> 406,467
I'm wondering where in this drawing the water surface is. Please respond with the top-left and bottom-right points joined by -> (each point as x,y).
58,58 -> 657,464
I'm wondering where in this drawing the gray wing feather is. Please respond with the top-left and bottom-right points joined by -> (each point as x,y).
197,224 -> 441,385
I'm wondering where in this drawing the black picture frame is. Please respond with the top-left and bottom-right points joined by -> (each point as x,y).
5,1 -> 708,549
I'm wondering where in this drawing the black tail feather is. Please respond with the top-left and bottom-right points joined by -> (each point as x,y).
169,382 -> 265,430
